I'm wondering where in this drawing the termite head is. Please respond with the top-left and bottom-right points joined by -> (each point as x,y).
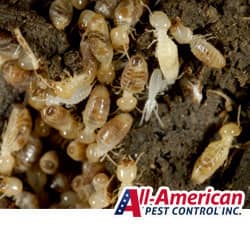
49,0 -> 73,30
110,26 -> 129,53
92,173 -> 109,191
170,17 -> 193,44
219,122 -> 242,138
71,0 -> 89,10
0,154 -> 15,176
42,105 -> 60,122
117,158 -> 137,184
117,91 -> 137,112
78,10 -> 92,31
86,143 -> 100,163
131,54 -> 145,68
149,11 -> 171,30
94,0 -> 118,19
0,176 -> 23,198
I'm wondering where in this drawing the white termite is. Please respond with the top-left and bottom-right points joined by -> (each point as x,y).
149,11 -> 179,85
140,68 -> 167,127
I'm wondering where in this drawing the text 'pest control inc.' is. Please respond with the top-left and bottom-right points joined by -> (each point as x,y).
114,186 -> 245,217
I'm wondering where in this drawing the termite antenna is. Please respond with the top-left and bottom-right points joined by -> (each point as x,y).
135,152 -> 144,165
237,105 -> 241,127
140,0 -> 152,16
207,89 -> 233,112
154,0 -> 161,7
103,153 -> 118,166
154,104 -> 164,128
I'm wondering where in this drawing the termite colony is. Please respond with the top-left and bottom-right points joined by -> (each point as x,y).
0,0 -> 241,208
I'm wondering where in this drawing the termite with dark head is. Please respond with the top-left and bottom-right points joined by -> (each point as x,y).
80,84 -> 110,144
117,54 -> 148,112
170,17 -> 226,69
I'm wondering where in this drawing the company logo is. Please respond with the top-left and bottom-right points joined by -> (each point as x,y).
114,186 -> 245,217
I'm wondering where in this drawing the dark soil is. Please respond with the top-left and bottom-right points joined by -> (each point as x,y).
0,0 -> 249,208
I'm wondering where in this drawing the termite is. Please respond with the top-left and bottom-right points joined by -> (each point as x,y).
71,174 -> 95,205
59,190 -> 78,208
86,113 -> 133,163
14,135 -> 43,173
78,9 -> 110,38
26,166 -> 47,194
27,81 -> 47,111
111,0 -> 146,55
80,84 -> 110,144
41,105 -> 83,139
81,161 -> 104,184
88,34 -> 115,84
42,71 -> 95,105
191,114 -> 242,185
66,139 -> 87,162
170,17 -> 226,69
117,54 -> 148,112
1,60 -> 32,90
149,11 -> 179,84
33,115 -> 51,138
50,173 -> 70,192
14,191 -> 39,208
79,10 -> 115,84
0,31 -> 22,68
14,28 -> 40,71
70,163 -> 103,203
0,176 -> 23,199
49,0 -> 73,30
88,173 -> 112,208
94,0 -> 119,19
39,150 -> 59,175
179,66 -> 205,105
71,0 -> 89,10
0,105 -> 32,176
116,153 -> 143,197
140,68 -> 167,127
